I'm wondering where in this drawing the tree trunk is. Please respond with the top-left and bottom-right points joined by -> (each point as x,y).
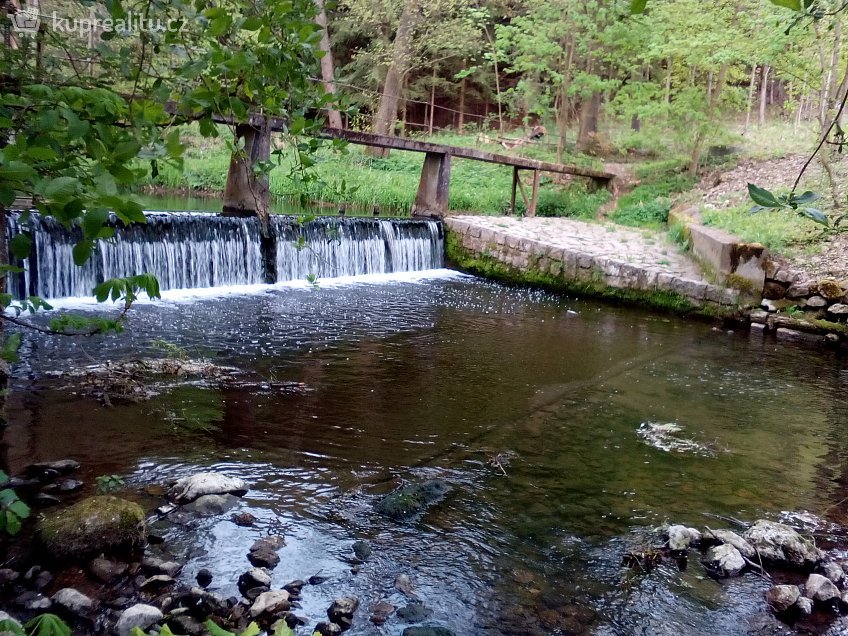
664,58 -> 673,106
458,75 -> 466,131
759,65 -> 770,126
744,64 -> 758,135
368,0 -> 418,157
555,39 -> 574,164
690,63 -> 728,176
577,92 -> 601,153
223,121 -> 271,222
428,65 -> 436,135
315,0 -> 342,129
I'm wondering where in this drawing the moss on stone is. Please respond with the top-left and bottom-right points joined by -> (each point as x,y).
37,495 -> 146,563
375,480 -> 450,520
445,231 -> 728,317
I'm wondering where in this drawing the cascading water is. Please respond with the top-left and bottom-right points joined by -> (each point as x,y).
6,212 -> 444,299
273,217 -> 443,281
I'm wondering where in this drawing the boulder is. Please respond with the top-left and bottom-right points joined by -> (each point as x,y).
249,590 -> 290,617
702,544 -> 745,577
36,496 -> 145,562
704,529 -> 755,559
196,569 -> 213,588
666,525 -> 701,551
314,623 -> 343,636
328,596 -> 359,631
168,473 -> 248,503
765,585 -> 800,614
806,295 -> 828,308
828,303 -> 848,317
248,537 -> 284,569
370,600 -> 396,626
26,459 -> 80,480
115,604 -> 163,636
821,562 -> 845,587
804,573 -> 840,603
743,520 -> 823,568
237,568 -> 271,598
375,480 -> 450,520
88,557 -> 128,584
140,557 -> 182,578
795,596 -> 813,615
51,588 -> 94,615
818,278 -> 845,300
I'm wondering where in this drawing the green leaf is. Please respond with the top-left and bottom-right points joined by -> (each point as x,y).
801,207 -> 828,225
271,621 -> 295,636
747,183 -> 783,208
23,614 -> 71,636
791,190 -> 821,206
10,233 -> 32,259
0,161 -> 38,183
631,0 -> 648,13
2,332 -> 22,363
240,623 -> 261,636
72,241 -> 94,267
241,16 -> 263,30
203,621 -> 235,636
0,618 -> 25,635
769,0 -> 802,10
42,176 -> 80,203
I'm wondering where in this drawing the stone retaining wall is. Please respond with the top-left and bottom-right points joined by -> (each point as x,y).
445,216 -> 742,315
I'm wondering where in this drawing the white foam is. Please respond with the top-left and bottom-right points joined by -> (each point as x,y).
25,269 -> 471,312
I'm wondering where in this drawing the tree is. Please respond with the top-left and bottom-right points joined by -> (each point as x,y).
0,0 -> 332,343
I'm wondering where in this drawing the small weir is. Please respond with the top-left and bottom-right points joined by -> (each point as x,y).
6,213 -> 444,298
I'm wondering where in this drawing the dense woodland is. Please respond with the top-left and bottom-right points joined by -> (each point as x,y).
319,0 -> 847,175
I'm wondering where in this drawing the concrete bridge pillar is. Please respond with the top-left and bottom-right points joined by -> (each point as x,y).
412,152 -> 451,218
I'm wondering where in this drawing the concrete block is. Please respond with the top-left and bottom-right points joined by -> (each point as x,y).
688,224 -> 767,294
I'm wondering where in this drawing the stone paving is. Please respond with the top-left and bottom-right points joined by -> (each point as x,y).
445,215 -> 742,311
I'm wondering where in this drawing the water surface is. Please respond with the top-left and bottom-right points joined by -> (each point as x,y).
5,273 -> 848,635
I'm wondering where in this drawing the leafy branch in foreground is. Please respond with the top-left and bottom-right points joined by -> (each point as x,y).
746,183 -> 841,227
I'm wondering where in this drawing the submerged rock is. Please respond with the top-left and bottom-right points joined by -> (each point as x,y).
88,557 -> 128,584
666,525 -> 701,551
168,473 -> 248,504
702,544 -> 745,577
375,480 -> 450,520
182,494 -> 240,516
36,496 -> 145,562
804,573 -> 840,603
397,602 -> 434,623
743,520 -> 823,569
352,540 -> 372,561
402,629 -> 456,636
248,536 -> 285,569
115,604 -> 163,636
765,585 -> 800,614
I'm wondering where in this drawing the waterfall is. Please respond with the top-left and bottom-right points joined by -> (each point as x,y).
6,212 -> 444,299
273,217 -> 443,281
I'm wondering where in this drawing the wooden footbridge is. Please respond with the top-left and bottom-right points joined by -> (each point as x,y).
191,105 -> 620,218
317,128 -> 619,218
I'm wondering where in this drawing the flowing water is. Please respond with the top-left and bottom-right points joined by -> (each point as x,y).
4,271 -> 848,635
7,213 -> 441,298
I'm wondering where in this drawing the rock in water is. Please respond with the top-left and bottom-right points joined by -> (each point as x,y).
804,573 -> 840,603
115,604 -> 163,636
666,525 -> 701,551
704,529 -> 755,559
765,585 -> 800,613
182,494 -> 240,516
51,588 -> 94,615
702,544 -> 746,577
36,496 -> 145,562
352,540 -> 372,561
168,473 -> 248,503
375,481 -> 450,520
402,629 -> 456,636
249,590 -> 290,617
743,520 -> 823,568
328,596 -> 359,631
238,568 -> 271,598
795,596 -> 813,615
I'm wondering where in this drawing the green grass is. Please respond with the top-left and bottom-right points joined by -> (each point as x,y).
609,172 -> 698,229
701,205 -> 821,251
141,126 -> 609,216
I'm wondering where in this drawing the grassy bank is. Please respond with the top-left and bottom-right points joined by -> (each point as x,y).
140,127 -> 612,217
